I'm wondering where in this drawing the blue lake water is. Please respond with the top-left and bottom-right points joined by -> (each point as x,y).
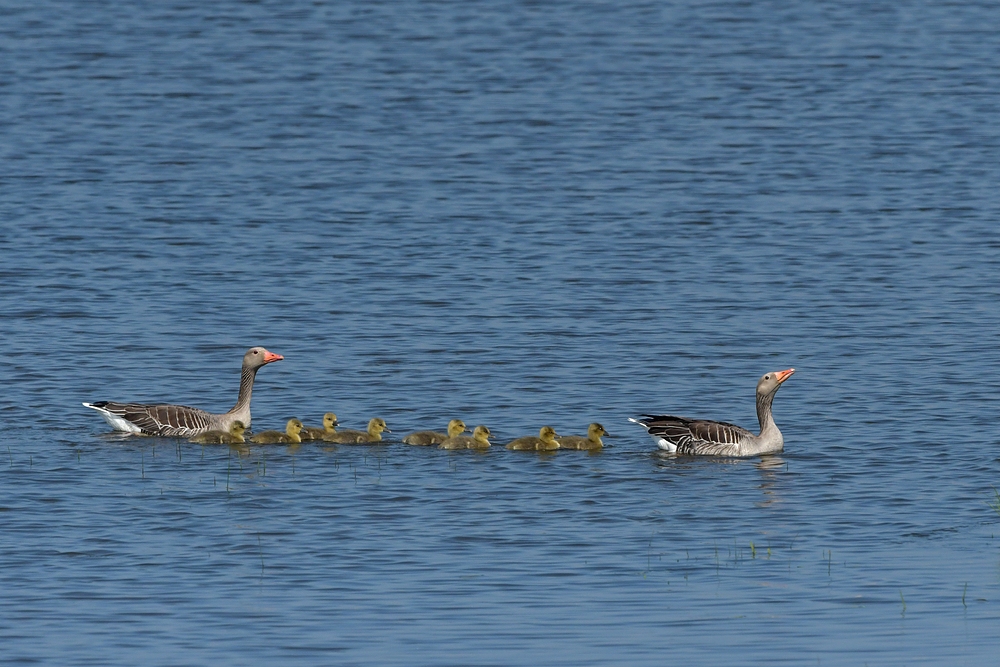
2,0 -> 1000,664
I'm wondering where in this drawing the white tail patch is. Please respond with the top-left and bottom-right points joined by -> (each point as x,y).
657,438 -> 677,452
629,417 -> 674,450
82,403 -> 142,434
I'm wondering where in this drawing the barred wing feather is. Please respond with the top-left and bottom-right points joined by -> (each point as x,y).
94,401 -> 212,437
637,415 -> 753,456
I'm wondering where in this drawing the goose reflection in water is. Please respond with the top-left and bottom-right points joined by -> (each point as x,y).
754,455 -> 787,508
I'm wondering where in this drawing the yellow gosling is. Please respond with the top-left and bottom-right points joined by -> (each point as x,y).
440,425 -> 492,450
189,421 -> 247,445
506,425 -> 560,451
249,418 -> 304,444
557,423 -> 609,451
323,418 -> 389,444
403,419 -> 467,446
301,413 -> 339,441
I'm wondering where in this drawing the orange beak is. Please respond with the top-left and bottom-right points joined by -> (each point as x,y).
262,350 -> 284,364
774,368 -> 795,383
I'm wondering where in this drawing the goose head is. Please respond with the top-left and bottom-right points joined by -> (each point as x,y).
757,369 -> 795,396
244,346 -> 283,370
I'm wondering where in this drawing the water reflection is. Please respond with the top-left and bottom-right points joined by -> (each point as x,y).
754,455 -> 786,508
228,443 -> 251,458
651,451 -> 743,466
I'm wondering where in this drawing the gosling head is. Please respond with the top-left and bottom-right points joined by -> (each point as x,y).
472,425 -> 491,441
286,418 -> 304,436
369,418 -> 389,435
447,419 -> 468,437
587,423 -> 608,439
323,413 -> 339,430
230,420 -> 247,437
539,425 -> 559,442
756,369 -> 795,397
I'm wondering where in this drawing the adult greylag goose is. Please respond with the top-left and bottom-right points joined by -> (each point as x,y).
403,419 -> 466,446
557,423 -> 609,450
440,425 -> 492,450
189,421 -> 247,445
301,413 -> 339,441
506,425 -> 560,451
630,369 -> 795,456
323,418 -> 389,444
83,347 -> 283,436
249,418 -> 304,445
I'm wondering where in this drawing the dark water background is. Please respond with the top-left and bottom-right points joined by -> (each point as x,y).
2,1 -> 1000,664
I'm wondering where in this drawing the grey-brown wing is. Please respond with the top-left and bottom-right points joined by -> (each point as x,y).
98,401 -> 212,436
637,415 -> 751,455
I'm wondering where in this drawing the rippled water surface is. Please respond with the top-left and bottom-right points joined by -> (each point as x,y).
3,1 -> 1000,664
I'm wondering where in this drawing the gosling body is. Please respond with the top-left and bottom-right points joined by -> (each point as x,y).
404,419 -> 466,446
506,426 -> 560,451
440,425 -> 492,450
323,418 -> 389,444
557,423 -> 608,450
249,418 -> 304,444
301,413 -> 339,441
189,421 -> 247,445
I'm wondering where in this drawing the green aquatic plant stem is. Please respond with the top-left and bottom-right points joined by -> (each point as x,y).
646,534 -> 654,574
988,487 -> 1000,515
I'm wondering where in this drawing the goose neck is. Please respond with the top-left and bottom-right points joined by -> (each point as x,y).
756,390 -> 777,436
231,366 -> 259,414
